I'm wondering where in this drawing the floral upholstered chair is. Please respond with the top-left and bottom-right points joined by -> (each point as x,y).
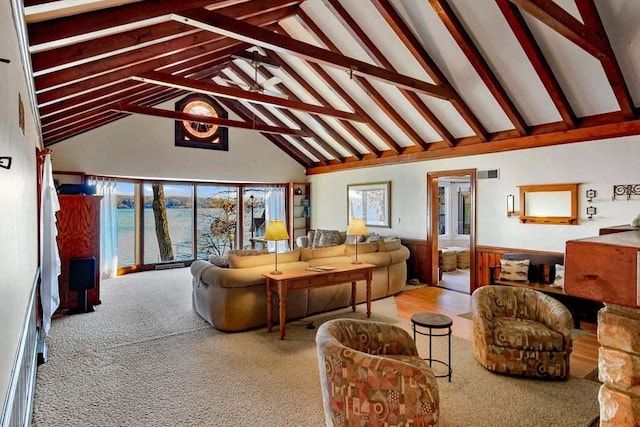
315,318 -> 440,427
471,285 -> 573,379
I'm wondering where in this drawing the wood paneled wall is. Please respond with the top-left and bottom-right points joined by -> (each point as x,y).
403,239 -> 431,284
403,240 -> 563,292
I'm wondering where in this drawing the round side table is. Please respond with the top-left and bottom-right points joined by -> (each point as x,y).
411,312 -> 453,382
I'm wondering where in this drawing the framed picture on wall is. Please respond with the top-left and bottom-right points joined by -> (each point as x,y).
347,181 -> 391,227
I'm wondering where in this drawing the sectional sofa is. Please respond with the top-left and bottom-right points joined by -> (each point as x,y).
190,240 -> 410,331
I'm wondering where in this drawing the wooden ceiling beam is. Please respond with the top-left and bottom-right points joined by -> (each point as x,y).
173,8 -> 451,99
306,117 -> 640,175
371,0 -> 488,142
44,89 -> 186,145
34,5 -> 298,91
429,0 -> 529,136
324,0 -> 454,148
39,54 -> 231,119
36,38 -> 246,106
134,70 -> 364,123
216,99 -> 315,167
496,0 -> 577,128
296,12 -> 420,153
27,0 -> 252,45
508,0 -> 609,59
44,112 -> 127,146
292,16 -> 405,154
224,97 -> 332,164
275,24 -> 397,155
114,103 -> 310,137
231,64 -> 362,160
32,0 -> 300,73
42,86 -> 176,131
260,52 -> 381,157
575,0 -> 635,120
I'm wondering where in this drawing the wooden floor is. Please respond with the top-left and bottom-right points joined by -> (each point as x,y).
438,268 -> 470,293
394,286 -> 599,378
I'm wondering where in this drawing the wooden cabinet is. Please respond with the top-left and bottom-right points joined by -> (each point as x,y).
564,230 -> 640,308
56,195 -> 102,311
288,182 -> 310,248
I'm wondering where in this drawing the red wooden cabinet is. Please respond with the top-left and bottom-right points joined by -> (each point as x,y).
56,195 -> 102,311
564,230 -> 640,308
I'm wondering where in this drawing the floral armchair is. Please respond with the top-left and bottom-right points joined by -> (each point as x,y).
471,285 -> 573,379
315,318 -> 440,426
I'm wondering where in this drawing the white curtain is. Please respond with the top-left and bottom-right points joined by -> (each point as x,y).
265,186 -> 289,253
40,154 -> 60,334
95,178 -> 118,278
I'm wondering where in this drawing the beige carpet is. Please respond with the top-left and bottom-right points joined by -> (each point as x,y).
33,268 -> 600,427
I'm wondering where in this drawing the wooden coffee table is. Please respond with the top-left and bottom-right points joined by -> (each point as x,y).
263,263 -> 375,339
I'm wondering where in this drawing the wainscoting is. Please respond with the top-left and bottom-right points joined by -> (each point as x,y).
1,271 -> 42,427
403,241 -> 563,293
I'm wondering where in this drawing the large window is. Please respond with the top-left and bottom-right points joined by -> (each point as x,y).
143,183 -> 194,264
116,182 -> 136,268
109,179 -> 289,273
196,185 -> 238,258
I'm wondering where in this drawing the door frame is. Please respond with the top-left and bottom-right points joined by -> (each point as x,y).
427,169 -> 477,291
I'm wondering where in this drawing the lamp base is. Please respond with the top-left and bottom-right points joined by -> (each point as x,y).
351,261 -> 362,264
271,270 -> 283,275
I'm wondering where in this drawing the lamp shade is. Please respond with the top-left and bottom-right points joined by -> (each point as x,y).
347,218 -> 368,236
264,220 -> 289,241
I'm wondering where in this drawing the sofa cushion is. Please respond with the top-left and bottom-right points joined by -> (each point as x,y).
307,256 -> 353,267
311,229 -> 342,248
345,242 -> 378,256
378,238 -> 401,252
229,249 -> 301,269
493,317 -> 564,352
208,255 -> 229,268
353,251 -> 392,268
301,244 -> 346,261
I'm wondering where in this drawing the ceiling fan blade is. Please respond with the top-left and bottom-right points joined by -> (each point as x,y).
217,78 -> 250,90
261,76 -> 281,90
262,89 -> 288,99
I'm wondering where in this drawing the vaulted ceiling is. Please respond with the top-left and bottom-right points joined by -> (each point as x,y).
22,0 -> 640,174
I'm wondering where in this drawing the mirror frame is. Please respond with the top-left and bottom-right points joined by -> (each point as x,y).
518,183 -> 579,225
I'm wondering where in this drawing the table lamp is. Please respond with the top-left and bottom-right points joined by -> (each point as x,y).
264,220 -> 289,274
347,218 -> 368,264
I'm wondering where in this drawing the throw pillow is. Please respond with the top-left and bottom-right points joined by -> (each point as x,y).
378,238 -> 401,252
552,264 -> 564,289
365,232 -> 381,243
208,255 -> 229,268
228,248 -> 269,256
344,234 -> 364,244
499,259 -> 530,282
314,230 -> 340,247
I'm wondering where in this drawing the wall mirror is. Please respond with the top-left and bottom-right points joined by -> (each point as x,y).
518,183 -> 579,225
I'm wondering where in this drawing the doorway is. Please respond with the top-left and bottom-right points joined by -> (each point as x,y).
427,169 -> 476,294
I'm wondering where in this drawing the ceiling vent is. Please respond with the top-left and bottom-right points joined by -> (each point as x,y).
477,169 -> 499,180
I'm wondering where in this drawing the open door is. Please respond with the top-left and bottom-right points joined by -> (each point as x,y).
427,169 -> 477,293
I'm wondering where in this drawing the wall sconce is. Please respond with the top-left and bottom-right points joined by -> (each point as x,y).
612,184 -> 640,201
586,206 -> 597,220
0,157 -> 11,170
586,189 -> 596,202
506,194 -> 515,217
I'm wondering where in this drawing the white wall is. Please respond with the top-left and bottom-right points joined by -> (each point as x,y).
0,1 -> 40,413
310,137 -> 640,252
50,99 -> 307,183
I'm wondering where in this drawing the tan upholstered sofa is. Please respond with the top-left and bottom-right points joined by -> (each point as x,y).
190,240 -> 410,332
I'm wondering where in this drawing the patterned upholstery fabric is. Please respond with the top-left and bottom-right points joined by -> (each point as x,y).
316,319 -> 440,427
471,285 -> 573,379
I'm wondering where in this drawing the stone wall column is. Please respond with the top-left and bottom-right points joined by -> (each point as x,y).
597,304 -> 640,426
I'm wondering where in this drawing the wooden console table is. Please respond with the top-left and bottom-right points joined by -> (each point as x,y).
264,263 -> 374,339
